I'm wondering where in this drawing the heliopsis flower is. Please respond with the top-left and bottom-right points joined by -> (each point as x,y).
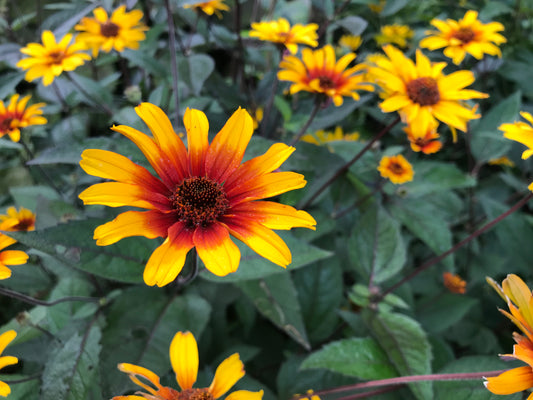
377,154 -> 414,184
488,156 -> 515,167
420,10 -> 506,65
16,31 -> 91,86
183,0 -> 229,18
113,330 -> 263,400
404,119 -> 442,154
499,111 -> 533,160
375,24 -> 414,48
0,206 -> 36,231
74,6 -> 148,57
250,18 -> 318,55
368,0 -> 386,13
278,45 -> 374,106
0,94 -> 46,142
79,103 -> 315,287
368,45 -> 488,134
338,35 -> 362,52
301,126 -> 359,147
0,330 -> 18,397
443,272 -> 466,294
0,235 -> 28,280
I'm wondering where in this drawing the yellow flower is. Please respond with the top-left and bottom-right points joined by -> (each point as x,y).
377,154 -> 414,184
499,111 -> 533,160
0,206 -> 36,231
113,331 -> 263,400
0,235 -> 28,280
0,94 -> 46,142
488,156 -> 515,167
301,126 -> 359,147
375,24 -> 414,48
79,103 -> 316,287
443,272 -> 466,294
250,18 -> 318,55
368,0 -> 386,13
0,330 -> 18,397
183,0 -> 229,18
368,45 -> 488,135
250,107 -> 263,130
278,45 -> 374,106
74,6 -> 148,57
420,10 -> 506,65
404,118 -> 442,154
338,35 -> 362,52
17,31 -> 91,86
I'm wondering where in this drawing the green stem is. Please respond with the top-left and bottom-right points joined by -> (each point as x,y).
0,286 -> 101,307
164,0 -> 181,128
20,140 -> 64,198
65,73 -> 113,116
288,100 -> 321,146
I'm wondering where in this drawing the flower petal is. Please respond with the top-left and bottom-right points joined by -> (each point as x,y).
117,363 -> 162,396
0,330 -> 16,355
229,201 -> 316,231
0,381 -> 11,397
184,108 -> 209,176
0,250 -> 29,266
485,366 -> 533,395
0,355 -> 18,370
209,353 -> 245,399
225,390 -> 264,400
193,223 -> 240,276
169,331 -> 198,390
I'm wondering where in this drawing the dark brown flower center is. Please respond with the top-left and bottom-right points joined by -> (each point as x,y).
0,117 -> 14,131
172,177 -> 229,228
318,76 -> 336,89
175,388 -> 214,400
452,27 -> 476,44
48,51 -> 65,64
389,162 -> 405,175
406,77 -> 440,106
100,21 -> 120,37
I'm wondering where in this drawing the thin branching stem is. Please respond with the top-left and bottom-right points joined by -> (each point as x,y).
288,100 -> 322,146
19,140 -> 64,198
0,286 -> 101,307
65,73 -> 113,116
164,0 -> 181,128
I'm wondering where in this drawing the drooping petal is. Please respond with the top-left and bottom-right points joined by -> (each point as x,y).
209,353 -> 245,399
193,223 -> 240,276
485,366 -> 533,395
169,331 -> 198,390
117,363 -> 162,396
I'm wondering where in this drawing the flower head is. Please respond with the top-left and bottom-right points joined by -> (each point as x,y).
113,331 -> 263,400
0,94 -> 46,142
183,0 -> 229,18
74,6 -> 148,57
250,18 -> 318,55
377,154 -> 414,184
375,24 -> 414,48
301,126 -> 359,149
443,272 -> 466,294
0,235 -> 28,280
404,119 -> 442,154
278,45 -> 374,106
0,206 -> 36,231
338,35 -> 362,52
79,103 -> 316,287
499,111 -> 533,160
368,45 -> 488,134
0,330 -> 18,397
16,31 -> 91,86
420,10 -> 506,65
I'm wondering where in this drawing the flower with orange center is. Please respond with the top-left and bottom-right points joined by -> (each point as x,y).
404,119 -> 442,154
420,10 -> 506,65
183,0 -> 229,18
79,103 -> 316,287
0,206 -> 36,232
0,235 -> 28,280
0,330 -> 18,397
249,18 -> 318,55
377,154 -> 414,184
74,6 -> 148,57
368,45 -> 488,134
278,45 -> 374,106
443,272 -> 466,294
375,24 -> 414,48
0,94 -> 46,142
113,331 -> 263,400
485,274 -> 533,398
16,31 -> 91,86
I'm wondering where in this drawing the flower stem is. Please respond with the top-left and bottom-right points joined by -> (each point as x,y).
19,140 -> 64,198
288,100 -> 322,146
164,0 -> 181,128
380,191 -> 533,300
0,286 -> 101,307
260,48 -> 283,138
299,116 -> 400,209
65,73 -> 113,116
332,180 -> 385,219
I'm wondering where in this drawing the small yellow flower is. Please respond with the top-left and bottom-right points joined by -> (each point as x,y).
404,118 -> 442,155
488,156 -> 515,167
375,24 -> 414,48
443,272 -> 466,294
250,18 -> 318,55
0,206 -> 36,232
338,34 -> 362,52
113,331 -> 263,400
301,126 -> 359,148
0,94 -> 46,142
183,0 -> 229,18
0,330 -> 18,396
499,111 -> 533,160
377,154 -> 414,184
292,389 -> 321,400
0,235 -> 28,280
420,10 -> 506,65
74,6 -> 148,57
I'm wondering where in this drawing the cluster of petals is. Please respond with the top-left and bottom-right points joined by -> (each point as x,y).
183,0 -> 229,18
375,24 -> 414,48
0,94 -> 46,142
16,30 -> 91,86
0,330 -> 18,397
113,330 -> 263,400
301,126 -> 359,148
0,235 -> 28,280
0,206 -> 36,232
79,103 -> 316,287
75,6 -> 148,57
278,45 -> 374,106
249,18 -> 318,54
377,154 -> 414,184
403,119 -> 442,154
420,10 -> 506,65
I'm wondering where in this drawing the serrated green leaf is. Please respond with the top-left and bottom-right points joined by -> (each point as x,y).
418,294 -> 478,334
188,54 -> 215,96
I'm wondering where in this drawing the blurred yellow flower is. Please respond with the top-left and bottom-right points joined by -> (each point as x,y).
368,0 -> 386,13
0,94 -> 46,142
404,118 -> 442,154
278,45 -> 374,106
250,107 -> 263,130
0,235 -> 28,280
375,24 -> 414,48
183,0 -> 229,18
0,330 -> 18,396
338,34 -> 362,52
499,111 -> 533,160
301,126 -> 359,147
377,154 -> 414,184
75,6 -> 148,57
250,18 -> 318,54
0,206 -> 36,232
420,10 -> 506,65
113,331 -> 263,400
488,156 -> 515,167
443,272 -> 466,294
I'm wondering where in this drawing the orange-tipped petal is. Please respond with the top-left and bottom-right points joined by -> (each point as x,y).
193,223 -> 240,276
169,331 -> 199,390
485,366 -> 533,395
230,201 -> 316,230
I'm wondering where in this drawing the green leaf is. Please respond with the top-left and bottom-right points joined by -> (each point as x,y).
471,91 -> 521,133
470,130 -> 511,164
122,48 -> 168,77
188,54 -> 215,96
236,272 -> 309,349
307,95 -> 372,132
0,374 -> 39,400
348,204 -> 406,283
363,310 -> 433,400
403,162 -> 476,196
418,294 -> 479,334
380,0 -> 408,16
301,337 -> 396,379
334,16 -> 368,36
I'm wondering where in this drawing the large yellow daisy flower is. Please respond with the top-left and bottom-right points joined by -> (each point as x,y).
0,94 -> 46,142
249,18 -> 318,55
0,206 -> 36,231
16,31 -> 91,86
368,45 -> 488,138
420,10 -> 506,65
74,6 -> 148,57
113,331 -> 263,400
79,103 -> 316,287
0,330 -> 18,397
278,45 -> 374,106
183,0 -> 229,18
0,235 -> 28,280
377,154 -> 414,184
